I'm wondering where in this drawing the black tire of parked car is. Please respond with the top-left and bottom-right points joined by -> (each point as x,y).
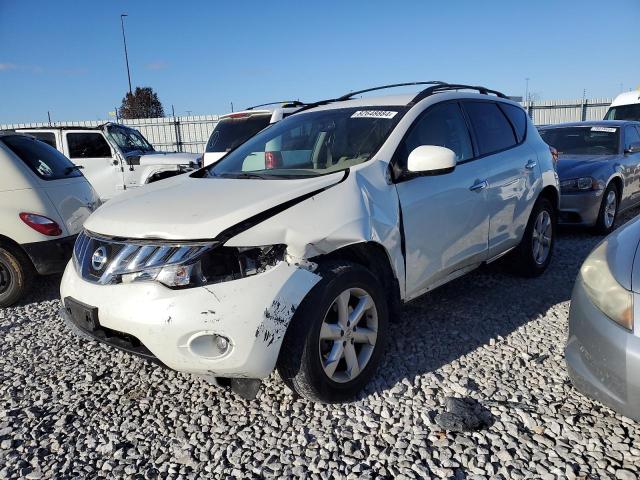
0,245 -> 33,308
511,196 -> 556,277
593,183 -> 619,235
277,261 -> 389,403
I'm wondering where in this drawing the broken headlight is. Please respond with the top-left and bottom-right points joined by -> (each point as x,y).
121,244 -> 287,288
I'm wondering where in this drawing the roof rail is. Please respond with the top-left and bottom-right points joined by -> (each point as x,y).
336,81 -> 448,101
295,81 -> 449,115
246,101 -> 305,110
410,83 -> 507,104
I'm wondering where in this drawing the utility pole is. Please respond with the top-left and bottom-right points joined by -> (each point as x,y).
120,14 -> 132,95
230,102 -> 234,112
47,111 -> 52,126
524,77 -> 530,107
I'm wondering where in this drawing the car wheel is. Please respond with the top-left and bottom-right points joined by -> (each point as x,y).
277,262 -> 388,403
593,184 -> 619,235
0,245 -> 33,307
511,197 -> 555,277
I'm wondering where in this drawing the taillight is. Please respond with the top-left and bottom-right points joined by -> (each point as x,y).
264,151 -> 283,169
19,213 -> 62,237
550,146 -> 559,166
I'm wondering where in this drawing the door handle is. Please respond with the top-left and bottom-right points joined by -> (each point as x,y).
469,180 -> 488,192
525,159 -> 537,170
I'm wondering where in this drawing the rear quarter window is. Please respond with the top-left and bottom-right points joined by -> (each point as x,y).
463,102 -> 517,155
2,134 -> 82,180
498,103 -> 528,143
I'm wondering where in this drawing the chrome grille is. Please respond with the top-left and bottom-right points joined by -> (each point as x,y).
73,230 -> 214,285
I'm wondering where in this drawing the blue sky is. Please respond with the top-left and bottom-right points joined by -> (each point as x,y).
1,0 -> 639,123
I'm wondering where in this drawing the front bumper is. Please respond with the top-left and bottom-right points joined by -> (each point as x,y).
59,260 -> 320,379
23,235 -> 77,275
565,277 -> 640,420
558,190 -> 603,226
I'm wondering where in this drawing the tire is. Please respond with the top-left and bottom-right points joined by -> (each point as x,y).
0,245 -> 34,307
593,184 -> 619,235
277,261 -> 389,403
511,197 -> 555,277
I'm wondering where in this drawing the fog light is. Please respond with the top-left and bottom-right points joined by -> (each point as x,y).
189,333 -> 232,358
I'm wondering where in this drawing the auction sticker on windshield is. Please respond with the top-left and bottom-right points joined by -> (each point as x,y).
351,110 -> 398,119
590,127 -> 617,133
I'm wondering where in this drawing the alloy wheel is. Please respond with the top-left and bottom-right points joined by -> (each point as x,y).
531,210 -> 552,265
318,287 -> 378,383
604,190 -> 617,229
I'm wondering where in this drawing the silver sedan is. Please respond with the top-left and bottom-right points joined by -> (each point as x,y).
539,121 -> 640,234
566,216 -> 640,420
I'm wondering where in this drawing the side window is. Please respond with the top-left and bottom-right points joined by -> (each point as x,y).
29,132 -> 57,149
67,133 -> 111,159
625,126 -> 640,149
499,103 -> 527,143
463,102 -> 517,155
400,102 -> 473,164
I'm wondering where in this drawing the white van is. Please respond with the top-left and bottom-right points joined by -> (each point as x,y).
0,132 -> 99,306
18,123 -> 200,201
604,90 -> 640,121
203,102 -> 303,166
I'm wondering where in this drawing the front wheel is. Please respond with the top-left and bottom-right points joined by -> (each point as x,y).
277,262 -> 388,403
511,197 -> 555,277
0,245 -> 33,307
593,184 -> 619,235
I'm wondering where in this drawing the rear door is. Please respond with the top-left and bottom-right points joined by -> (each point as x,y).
394,101 -> 490,299
63,131 -> 124,201
461,101 -> 539,259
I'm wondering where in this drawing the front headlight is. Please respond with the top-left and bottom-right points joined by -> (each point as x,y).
121,244 -> 286,288
580,241 -> 634,330
560,176 -> 604,192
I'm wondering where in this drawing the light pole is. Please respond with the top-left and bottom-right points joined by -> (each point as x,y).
120,14 -> 132,95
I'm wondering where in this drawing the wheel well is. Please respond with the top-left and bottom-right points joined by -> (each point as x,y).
539,185 -> 559,212
609,176 -> 623,196
310,242 -> 402,321
0,234 -> 34,268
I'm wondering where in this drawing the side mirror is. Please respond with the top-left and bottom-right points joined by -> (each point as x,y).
624,142 -> 640,154
407,145 -> 457,175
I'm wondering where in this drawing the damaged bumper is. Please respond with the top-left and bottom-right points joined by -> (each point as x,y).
59,260 -> 320,379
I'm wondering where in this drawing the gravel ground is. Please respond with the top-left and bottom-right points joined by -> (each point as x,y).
2,212 -> 640,479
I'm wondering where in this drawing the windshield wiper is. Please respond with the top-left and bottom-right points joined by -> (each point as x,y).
219,172 -> 270,179
64,165 -> 84,175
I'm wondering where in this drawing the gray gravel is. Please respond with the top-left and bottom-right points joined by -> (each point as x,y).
2,212 -> 640,479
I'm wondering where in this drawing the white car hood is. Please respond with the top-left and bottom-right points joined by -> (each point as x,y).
137,151 -> 199,166
84,171 -> 346,241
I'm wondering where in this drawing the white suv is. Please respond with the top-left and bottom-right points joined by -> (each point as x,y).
60,82 -> 559,402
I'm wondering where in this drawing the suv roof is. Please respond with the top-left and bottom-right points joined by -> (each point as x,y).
539,120 -> 640,129
611,90 -> 640,107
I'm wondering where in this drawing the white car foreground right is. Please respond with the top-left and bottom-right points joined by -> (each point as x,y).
60,82 -> 559,402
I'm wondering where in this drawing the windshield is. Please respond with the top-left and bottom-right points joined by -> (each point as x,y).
205,114 -> 271,153
539,126 -> 619,155
605,104 -> 640,122
107,125 -> 155,154
2,134 -> 83,180
204,107 -> 406,179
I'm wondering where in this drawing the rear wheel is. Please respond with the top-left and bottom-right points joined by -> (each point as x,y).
0,245 -> 33,307
277,262 -> 388,403
511,197 -> 555,277
593,184 -> 619,235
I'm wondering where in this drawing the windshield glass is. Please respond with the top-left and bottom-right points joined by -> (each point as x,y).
107,125 -> 155,154
2,134 -> 83,180
605,104 -> 640,122
539,126 -> 619,155
204,107 -> 406,178
205,114 -> 271,153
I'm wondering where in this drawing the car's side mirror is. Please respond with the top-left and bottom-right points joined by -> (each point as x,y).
624,142 -> 640,154
407,145 -> 457,175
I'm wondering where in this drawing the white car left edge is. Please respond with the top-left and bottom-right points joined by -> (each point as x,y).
60,82 -> 559,402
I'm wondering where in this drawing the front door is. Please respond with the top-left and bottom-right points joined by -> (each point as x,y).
64,131 -> 124,201
394,101 -> 490,300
